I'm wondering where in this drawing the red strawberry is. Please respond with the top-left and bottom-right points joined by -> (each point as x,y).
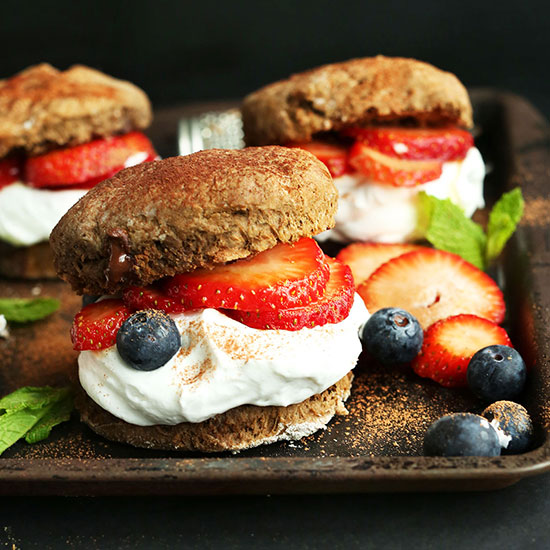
348,141 -> 443,187
343,126 -> 474,161
164,238 -> 330,311
336,242 -> 423,287
357,249 -> 505,330
288,140 -> 352,177
226,257 -> 354,330
25,131 -> 157,188
122,286 -> 185,314
412,314 -> 512,387
0,157 -> 21,190
71,299 -> 131,351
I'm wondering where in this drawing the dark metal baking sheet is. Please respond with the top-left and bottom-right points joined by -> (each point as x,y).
1,89 -> 549,494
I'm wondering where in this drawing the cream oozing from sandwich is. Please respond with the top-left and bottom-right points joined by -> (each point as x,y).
79,295 -> 369,426
0,183 -> 87,246
0,152 -> 154,247
316,147 -> 485,243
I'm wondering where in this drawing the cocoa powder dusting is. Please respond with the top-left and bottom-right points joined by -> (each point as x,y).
522,197 -> 550,226
287,359 -> 479,458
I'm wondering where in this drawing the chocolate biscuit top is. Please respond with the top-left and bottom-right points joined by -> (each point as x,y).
50,147 -> 337,295
242,56 -> 473,145
0,63 -> 152,157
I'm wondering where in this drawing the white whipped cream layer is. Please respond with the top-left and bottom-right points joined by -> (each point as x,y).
0,182 -> 87,246
79,296 -> 369,426
317,147 -> 485,243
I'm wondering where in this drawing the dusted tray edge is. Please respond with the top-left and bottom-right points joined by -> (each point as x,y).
0,448 -> 549,495
1,89 -> 550,495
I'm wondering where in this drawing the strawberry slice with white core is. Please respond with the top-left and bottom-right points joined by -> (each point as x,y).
25,131 -> 157,188
226,256 -> 354,330
343,126 -> 474,161
357,249 -> 505,330
0,157 -> 21,190
122,286 -> 185,314
71,298 -> 131,351
336,242 -> 423,287
163,237 -> 330,311
349,141 -> 443,187
287,141 -> 351,178
412,314 -> 512,387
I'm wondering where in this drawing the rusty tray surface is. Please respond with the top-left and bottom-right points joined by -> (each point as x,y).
0,89 -> 549,495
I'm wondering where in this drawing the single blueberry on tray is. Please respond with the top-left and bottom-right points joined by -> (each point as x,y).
424,413 -> 501,457
482,400 -> 534,454
360,307 -> 423,365
116,309 -> 180,371
467,345 -> 526,402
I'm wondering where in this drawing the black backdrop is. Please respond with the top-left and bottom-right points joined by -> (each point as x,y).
2,0 -> 550,117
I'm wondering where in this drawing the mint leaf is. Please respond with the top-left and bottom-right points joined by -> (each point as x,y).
417,192 -> 487,269
0,297 -> 59,323
486,188 -> 524,264
25,392 -> 73,444
0,386 -> 74,455
0,408 -> 51,454
0,386 -> 70,413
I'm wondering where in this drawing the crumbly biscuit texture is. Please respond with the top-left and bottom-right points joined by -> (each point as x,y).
50,147 -> 337,295
242,56 -> 473,145
76,372 -> 352,452
0,63 -> 152,157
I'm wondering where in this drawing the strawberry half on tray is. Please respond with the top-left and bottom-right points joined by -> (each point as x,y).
337,240 -> 516,389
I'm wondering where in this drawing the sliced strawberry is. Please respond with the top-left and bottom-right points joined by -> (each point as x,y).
122,286 -> 185,314
357,249 -> 505,330
349,141 -> 443,187
412,314 -> 512,387
25,131 -> 157,188
336,242 -> 423,287
343,126 -> 474,161
226,257 -> 354,330
71,298 -> 131,351
288,140 -> 352,178
0,157 -> 22,190
164,238 -> 330,311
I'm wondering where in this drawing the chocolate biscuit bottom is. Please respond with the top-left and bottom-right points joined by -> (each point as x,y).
77,372 -> 353,453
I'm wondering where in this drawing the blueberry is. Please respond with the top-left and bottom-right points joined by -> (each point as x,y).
360,307 -> 423,365
116,310 -> 180,371
424,413 -> 501,457
82,295 -> 101,307
467,345 -> 526,402
482,401 -> 534,454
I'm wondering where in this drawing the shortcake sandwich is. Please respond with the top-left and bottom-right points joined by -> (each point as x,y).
50,147 -> 368,452
242,56 -> 484,243
0,63 -> 157,278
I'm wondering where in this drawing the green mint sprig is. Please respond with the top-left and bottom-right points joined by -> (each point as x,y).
0,297 -> 60,323
417,188 -> 524,270
0,386 -> 74,455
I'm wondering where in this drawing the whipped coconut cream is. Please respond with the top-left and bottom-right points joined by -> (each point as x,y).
0,314 -> 9,339
79,295 -> 369,426
0,182 -> 87,246
490,418 -> 513,449
316,147 -> 485,243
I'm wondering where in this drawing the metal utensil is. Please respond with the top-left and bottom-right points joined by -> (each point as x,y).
178,108 -> 244,155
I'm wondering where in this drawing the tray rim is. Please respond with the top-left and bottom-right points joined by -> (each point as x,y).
1,88 -> 550,495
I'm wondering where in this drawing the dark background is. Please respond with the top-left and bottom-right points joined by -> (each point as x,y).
2,0 -> 550,118
1,1 -> 550,548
